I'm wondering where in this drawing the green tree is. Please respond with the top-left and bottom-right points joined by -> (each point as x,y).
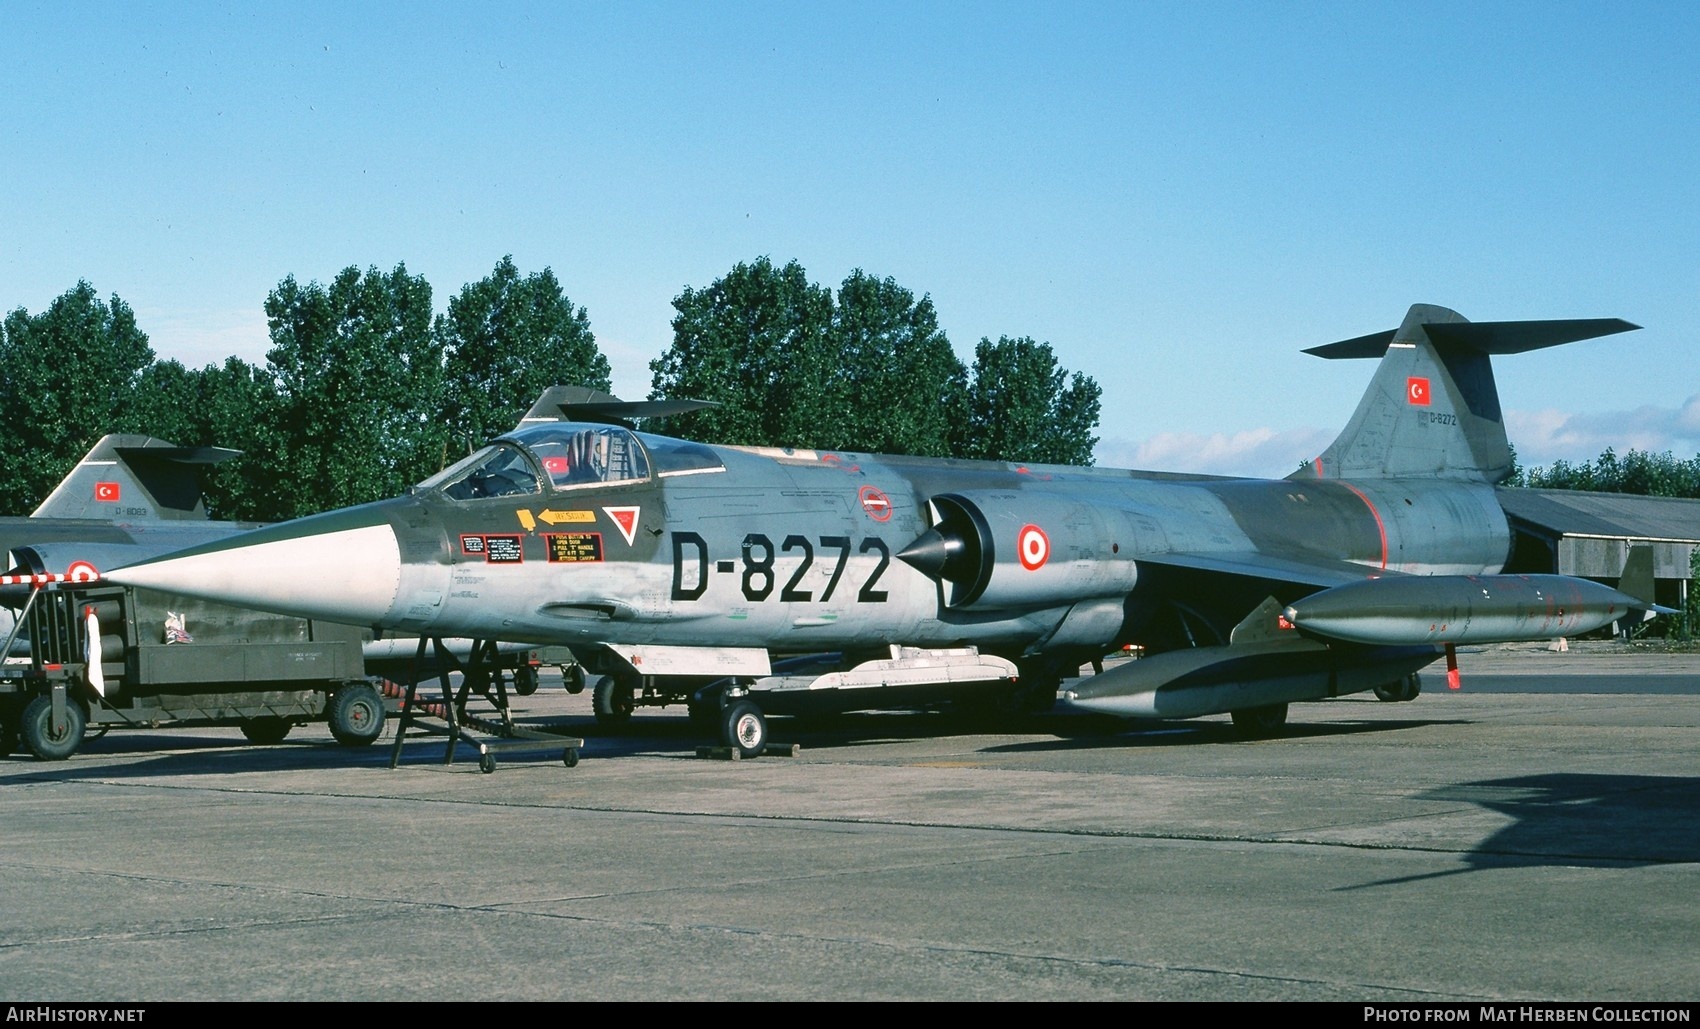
1688,548 -> 1700,641
438,256 -> 612,455
649,257 -> 836,447
650,258 -> 1102,462
124,360 -> 206,447
828,270 -> 966,456
0,282 -> 156,512
1521,447 -> 1700,498
115,356 -> 284,522
192,357 -> 285,522
260,264 -> 446,519
959,335 -> 1101,465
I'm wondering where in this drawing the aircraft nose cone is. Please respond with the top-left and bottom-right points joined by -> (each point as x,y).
104,503 -> 407,626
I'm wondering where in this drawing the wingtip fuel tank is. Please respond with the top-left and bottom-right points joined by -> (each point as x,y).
1281,574 -> 1655,646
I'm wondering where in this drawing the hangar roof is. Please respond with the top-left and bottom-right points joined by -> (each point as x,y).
1496,487 -> 1700,544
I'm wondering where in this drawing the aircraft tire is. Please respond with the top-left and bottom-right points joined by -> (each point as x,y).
1229,703 -> 1289,738
21,694 -> 85,761
687,696 -> 719,728
721,700 -> 767,759
0,700 -> 20,758
1011,658 -> 1066,714
328,682 -> 385,746
512,665 -> 539,697
563,664 -> 587,695
239,717 -> 292,745
592,675 -> 634,726
1373,673 -> 1421,703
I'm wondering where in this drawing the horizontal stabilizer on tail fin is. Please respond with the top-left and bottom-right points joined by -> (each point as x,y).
518,386 -> 719,428
1305,318 -> 1639,360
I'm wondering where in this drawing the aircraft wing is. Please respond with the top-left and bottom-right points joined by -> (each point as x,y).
1133,549 -> 1391,589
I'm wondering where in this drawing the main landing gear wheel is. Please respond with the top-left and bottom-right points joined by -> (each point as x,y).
592,675 -> 635,726
329,682 -> 385,746
22,694 -> 86,761
1373,673 -> 1422,703
1229,702 -> 1289,739
721,700 -> 767,759
1,701 -> 23,759
687,698 -> 719,729
512,665 -> 540,697
0,701 -> 18,758
240,717 -> 292,744
1010,658 -> 1065,715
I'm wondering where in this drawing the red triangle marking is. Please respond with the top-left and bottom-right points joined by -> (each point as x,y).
603,506 -> 640,546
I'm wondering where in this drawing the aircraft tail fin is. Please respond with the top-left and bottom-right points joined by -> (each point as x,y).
32,435 -> 240,521
1290,305 -> 1637,483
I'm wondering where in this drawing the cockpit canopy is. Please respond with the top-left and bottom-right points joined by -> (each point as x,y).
420,423 -> 723,500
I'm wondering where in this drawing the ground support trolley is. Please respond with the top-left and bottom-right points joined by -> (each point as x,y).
0,579 -> 387,760
384,637 -> 582,773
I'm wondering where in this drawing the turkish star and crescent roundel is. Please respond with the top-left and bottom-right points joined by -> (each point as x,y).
1017,524 -> 1049,571
1406,376 -> 1430,406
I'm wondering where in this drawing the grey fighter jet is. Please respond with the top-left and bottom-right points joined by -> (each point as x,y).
104,304 -> 1661,757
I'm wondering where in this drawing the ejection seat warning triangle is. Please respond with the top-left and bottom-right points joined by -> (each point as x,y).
604,506 -> 640,546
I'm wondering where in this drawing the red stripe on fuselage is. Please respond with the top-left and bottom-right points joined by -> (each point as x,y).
1335,481 -> 1388,570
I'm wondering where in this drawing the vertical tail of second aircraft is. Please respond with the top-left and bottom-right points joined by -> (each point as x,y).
1291,304 -> 1638,484
31,435 -> 241,521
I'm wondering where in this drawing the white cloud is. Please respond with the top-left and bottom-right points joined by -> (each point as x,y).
1094,426 -> 1337,478
1678,395 -> 1700,436
1094,396 -> 1700,480
1506,397 -> 1700,470
598,335 -> 657,401
136,306 -> 270,369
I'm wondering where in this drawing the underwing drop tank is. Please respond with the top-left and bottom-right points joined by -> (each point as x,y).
1281,574 -> 1654,646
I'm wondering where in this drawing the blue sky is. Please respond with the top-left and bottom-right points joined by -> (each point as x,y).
5,2 -> 1697,476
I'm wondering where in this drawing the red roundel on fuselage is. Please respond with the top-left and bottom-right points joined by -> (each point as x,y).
859,485 -> 892,522
1017,524 -> 1049,571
